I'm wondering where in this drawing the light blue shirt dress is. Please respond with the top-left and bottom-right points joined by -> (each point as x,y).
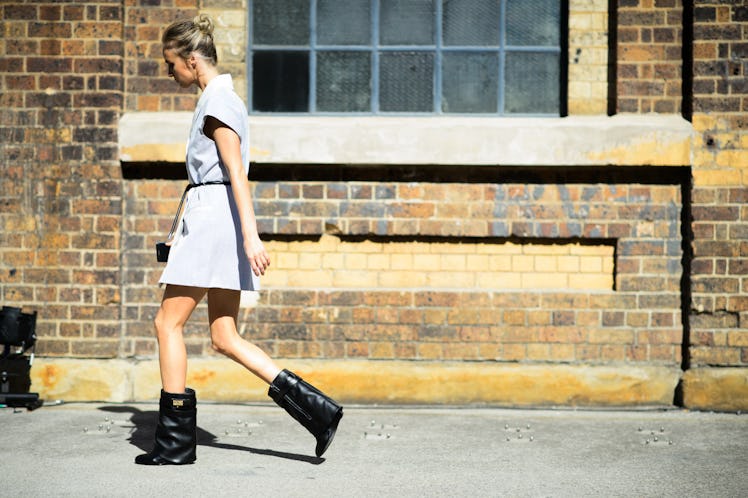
159,74 -> 259,291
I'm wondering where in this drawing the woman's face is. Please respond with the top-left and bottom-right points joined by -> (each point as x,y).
163,48 -> 194,88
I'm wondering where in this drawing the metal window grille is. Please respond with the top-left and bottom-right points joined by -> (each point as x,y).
248,0 -> 565,116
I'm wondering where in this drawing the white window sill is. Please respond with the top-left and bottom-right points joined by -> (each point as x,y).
119,113 -> 692,167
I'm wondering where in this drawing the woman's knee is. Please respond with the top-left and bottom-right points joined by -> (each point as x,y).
154,311 -> 181,342
210,328 -> 236,356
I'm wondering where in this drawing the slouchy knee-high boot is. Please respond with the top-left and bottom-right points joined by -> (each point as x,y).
135,388 -> 197,465
269,370 -> 343,457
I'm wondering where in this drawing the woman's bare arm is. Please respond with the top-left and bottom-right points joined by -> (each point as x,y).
204,116 -> 270,276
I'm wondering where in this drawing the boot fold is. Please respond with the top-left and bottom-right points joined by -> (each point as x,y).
269,370 -> 343,457
135,388 -> 197,465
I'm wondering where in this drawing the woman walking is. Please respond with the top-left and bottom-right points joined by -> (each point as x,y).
136,15 -> 342,465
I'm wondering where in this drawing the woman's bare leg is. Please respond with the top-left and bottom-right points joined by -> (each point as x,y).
155,284 -> 206,393
207,288 -> 281,384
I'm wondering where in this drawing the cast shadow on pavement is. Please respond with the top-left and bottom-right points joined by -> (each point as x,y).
99,405 -> 324,465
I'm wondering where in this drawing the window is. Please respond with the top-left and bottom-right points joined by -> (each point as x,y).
248,0 -> 563,115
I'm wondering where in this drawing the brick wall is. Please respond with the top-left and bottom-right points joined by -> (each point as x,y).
120,172 -> 686,366
124,1 -> 198,112
2,1 -> 746,406
617,0 -> 684,113
688,1 -> 748,367
568,0 -> 609,114
1,1 -> 124,356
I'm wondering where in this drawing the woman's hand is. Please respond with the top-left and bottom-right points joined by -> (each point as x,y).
244,233 -> 270,276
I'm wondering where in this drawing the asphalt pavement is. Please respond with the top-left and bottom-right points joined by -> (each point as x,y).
1,401 -> 746,497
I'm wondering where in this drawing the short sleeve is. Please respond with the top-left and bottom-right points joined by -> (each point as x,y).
203,91 -> 247,140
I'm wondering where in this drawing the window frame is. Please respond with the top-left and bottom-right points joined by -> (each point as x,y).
247,0 -> 568,117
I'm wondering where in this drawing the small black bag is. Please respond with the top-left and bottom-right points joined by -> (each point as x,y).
156,184 -> 191,263
155,181 -> 231,263
156,242 -> 170,262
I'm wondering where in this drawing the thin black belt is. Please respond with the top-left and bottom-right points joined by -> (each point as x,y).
187,180 -> 231,191
166,181 -> 231,240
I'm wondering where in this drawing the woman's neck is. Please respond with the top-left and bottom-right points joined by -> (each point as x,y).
196,65 -> 219,91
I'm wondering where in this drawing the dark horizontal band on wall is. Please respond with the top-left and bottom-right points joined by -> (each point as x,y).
122,162 -> 691,185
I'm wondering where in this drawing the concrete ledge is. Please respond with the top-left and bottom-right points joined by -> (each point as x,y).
31,358 -> 680,407
681,367 -> 748,412
119,113 -> 692,166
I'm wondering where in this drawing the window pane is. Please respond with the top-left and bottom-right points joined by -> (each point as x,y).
442,52 -> 498,113
380,0 -> 435,45
506,0 -> 559,46
317,51 -> 371,112
252,0 -> 309,45
379,52 -> 434,112
317,0 -> 371,45
252,51 -> 309,112
442,0 -> 500,46
504,51 -> 559,114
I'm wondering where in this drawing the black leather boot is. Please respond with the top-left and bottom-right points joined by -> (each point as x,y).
135,388 -> 197,465
269,370 -> 343,457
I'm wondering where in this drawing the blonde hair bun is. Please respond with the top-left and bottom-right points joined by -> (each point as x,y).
193,14 -> 214,36
162,15 -> 218,65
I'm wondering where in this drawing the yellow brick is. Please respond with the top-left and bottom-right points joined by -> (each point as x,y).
715,150 -> 748,168
321,253 -> 344,269
549,344 -> 576,361
534,255 -> 558,272
502,343 -> 526,361
466,254 -> 490,270
379,271 -> 427,288
427,272 -> 474,289
528,310 -> 552,325
433,241 -> 472,254
527,344 -> 550,361
440,254 -> 467,271
580,257 -> 603,273
691,114 -> 720,131
369,342 -> 395,359
570,244 -> 610,256
728,331 -> 748,347
317,234 -> 340,251
569,81 -> 592,99
275,253 -> 298,269
693,168 -> 743,186
512,255 -> 535,272
288,270 -> 333,288
557,256 -> 580,272
522,272 -> 567,289
569,273 -> 613,290
602,257 -> 615,275
353,239 -> 381,253
479,241 -> 521,255
265,240 -> 287,252
569,12 -> 592,30
523,244 -> 564,255
344,253 -> 367,270
413,254 -> 440,270
261,271 -> 287,288
390,254 -> 413,270
333,270 -> 376,287
488,255 -> 512,271
298,253 -> 322,269
590,12 -> 607,30
477,272 -> 520,289
569,99 -> 607,115
367,254 -> 390,270
417,343 -> 443,360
